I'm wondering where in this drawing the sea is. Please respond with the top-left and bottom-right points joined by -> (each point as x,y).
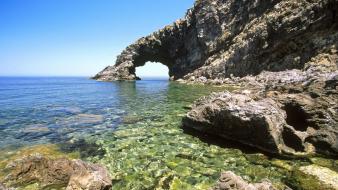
0,77 -> 332,189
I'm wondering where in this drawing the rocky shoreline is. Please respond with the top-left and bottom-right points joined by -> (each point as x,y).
93,0 -> 338,158
93,0 -> 338,82
2,0 -> 337,189
92,0 -> 338,189
183,66 -> 338,157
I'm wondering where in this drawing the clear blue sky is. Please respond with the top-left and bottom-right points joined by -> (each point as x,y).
0,0 -> 194,77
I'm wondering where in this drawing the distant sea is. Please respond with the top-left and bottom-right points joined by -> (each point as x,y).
0,76 -> 169,149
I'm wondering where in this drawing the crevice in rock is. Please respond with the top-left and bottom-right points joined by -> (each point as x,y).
282,127 -> 305,152
283,103 -> 309,132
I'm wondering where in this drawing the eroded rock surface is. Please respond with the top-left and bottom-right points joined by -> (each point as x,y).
94,0 -> 338,81
2,155 -> 112,190
211,171 -> 276,190
183,68 -> 338,156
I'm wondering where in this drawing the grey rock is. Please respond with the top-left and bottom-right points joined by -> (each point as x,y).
183,91 -> 287,154
183,69 -> 338,156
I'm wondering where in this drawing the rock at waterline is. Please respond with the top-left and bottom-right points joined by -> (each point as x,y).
94,0 -> 338,82
3,155 -> 112,190
183,70 -> 338,156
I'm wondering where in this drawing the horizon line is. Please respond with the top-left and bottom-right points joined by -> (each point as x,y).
0,75 -> 170,78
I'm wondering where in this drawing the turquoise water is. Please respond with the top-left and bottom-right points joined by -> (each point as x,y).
1,77 -> 334,190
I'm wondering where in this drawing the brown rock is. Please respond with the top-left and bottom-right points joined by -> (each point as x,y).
3,155 -> 111,190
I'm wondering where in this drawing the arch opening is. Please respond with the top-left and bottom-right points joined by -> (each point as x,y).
135,62 -> 170,80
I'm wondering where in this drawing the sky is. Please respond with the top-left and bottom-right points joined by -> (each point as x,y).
0,0 -> 194,77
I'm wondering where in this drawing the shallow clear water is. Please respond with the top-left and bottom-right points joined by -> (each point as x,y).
0,77 -> 222,149
0,77 -> 122,149
0,77 -> 336,190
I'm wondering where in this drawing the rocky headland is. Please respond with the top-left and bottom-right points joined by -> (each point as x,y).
94,0 -> 337,82
94,0 -> 337,157
92,0 -> 338,189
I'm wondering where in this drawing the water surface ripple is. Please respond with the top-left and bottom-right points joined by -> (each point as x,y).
1,77 -> 334,190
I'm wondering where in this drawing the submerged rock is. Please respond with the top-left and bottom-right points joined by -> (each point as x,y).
121,114 -> 142,124
22,124 -> 50,133
58,113 -> 104,126
3,155 -> 112,190
211,171 -> 276,190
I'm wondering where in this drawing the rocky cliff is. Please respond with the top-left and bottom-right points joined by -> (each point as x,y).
93,0 -> 338,158
93,0 -> 337,81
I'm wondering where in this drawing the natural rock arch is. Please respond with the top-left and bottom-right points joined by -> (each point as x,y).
94,0 -> 338,81
93,8 -> 207,81
92,17 -> 202,81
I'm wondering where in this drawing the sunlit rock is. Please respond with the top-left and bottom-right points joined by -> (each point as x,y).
3,155 -> 112,190
94,0 -> 338,81
289,165 -> 338,190
183,70 -> 338,156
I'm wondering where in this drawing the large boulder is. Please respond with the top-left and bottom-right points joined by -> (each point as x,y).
2,155 -> 112,190
183,91 -> 288,154
183,69 -> 338,156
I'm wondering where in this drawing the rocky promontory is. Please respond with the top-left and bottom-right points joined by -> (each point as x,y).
91,0 -> 338,189
94,0 -> 338,158
94,0 -> 337,81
